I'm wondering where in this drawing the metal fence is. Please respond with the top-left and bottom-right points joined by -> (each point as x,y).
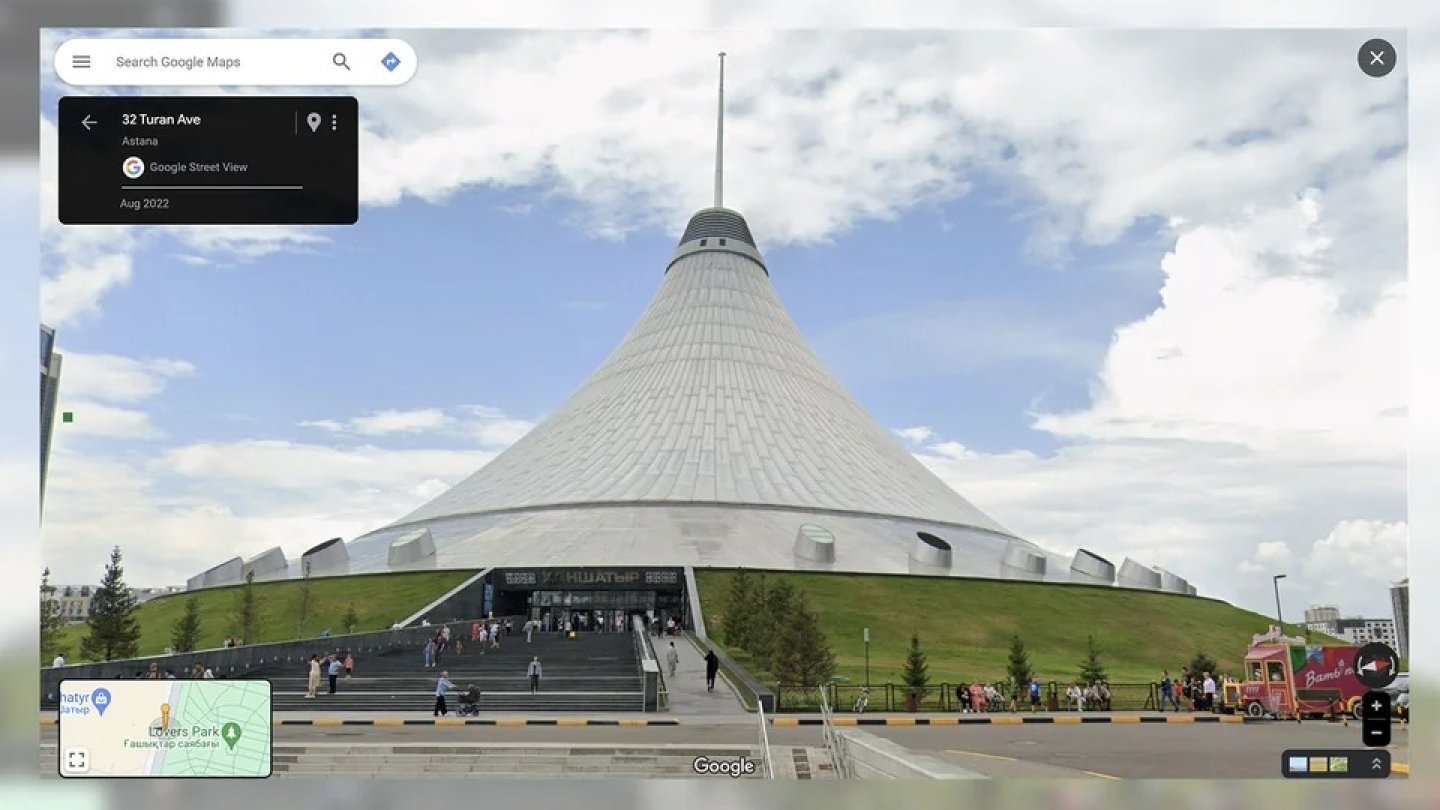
775,682 -> 1163,713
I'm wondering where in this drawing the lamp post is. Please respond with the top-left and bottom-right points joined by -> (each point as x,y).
1272,574 -> 1288,629
863,628 -> 871,689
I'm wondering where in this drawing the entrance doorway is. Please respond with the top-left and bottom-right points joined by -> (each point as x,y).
522,589 -> 686,633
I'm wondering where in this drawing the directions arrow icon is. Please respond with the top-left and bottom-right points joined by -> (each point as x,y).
80,115 -> 96,131
1360,658 -> 1390,674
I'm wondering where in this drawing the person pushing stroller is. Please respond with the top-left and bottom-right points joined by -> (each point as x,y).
457,683 -> 482,717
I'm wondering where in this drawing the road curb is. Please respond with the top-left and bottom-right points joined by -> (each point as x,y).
270,718 -> 684,726
777,715 -> 1246,726
40,714 -> 1398,727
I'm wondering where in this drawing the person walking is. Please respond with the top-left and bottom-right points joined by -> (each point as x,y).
525,619 -> 535,644
1159,671 -> 1173,712
327,655 -> 342,694
1029,678 -> 1042,713
704,650 -> 720,691
527,656 -> 543,693
423,637 -> 436,669
1067,682 -> 1083,712
344,652 -> 354,679
665,641 -> 680,678
1202,672 -> 1217,712
969,680 -> 985,714
505,619 -> 512,637
305,655 -> 320,698
471,621 -> 481,643
958,682 -> 971,713
434,671 -> 454,717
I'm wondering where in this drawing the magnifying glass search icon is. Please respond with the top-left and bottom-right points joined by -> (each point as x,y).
333,52 -> 350,70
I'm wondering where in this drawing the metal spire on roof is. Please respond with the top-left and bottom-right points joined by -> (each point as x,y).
714,51 -> 725,208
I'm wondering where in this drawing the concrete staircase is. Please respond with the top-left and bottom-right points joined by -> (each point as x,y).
250,630 -> 644,712
40,743 -> 837,779
271,743 -> 772,778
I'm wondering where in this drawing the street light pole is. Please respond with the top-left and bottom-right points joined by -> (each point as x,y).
864,627 -> 871,689
1272,574 -> 1288,629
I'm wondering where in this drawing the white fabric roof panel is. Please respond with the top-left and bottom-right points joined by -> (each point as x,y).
373,218 -> 1015,538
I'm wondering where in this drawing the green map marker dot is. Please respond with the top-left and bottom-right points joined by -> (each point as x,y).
62,412 -> 73,423
221,722 -> 241,750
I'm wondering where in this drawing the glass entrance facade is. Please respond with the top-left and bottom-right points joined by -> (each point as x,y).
524,589 -> 686,633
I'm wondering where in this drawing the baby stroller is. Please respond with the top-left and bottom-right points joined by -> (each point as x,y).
457,685 -> 482,717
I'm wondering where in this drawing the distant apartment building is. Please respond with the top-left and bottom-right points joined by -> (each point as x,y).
1332,617 -> 1397,648
47,585 -> 182,624
1303,605 -> 1341,634
1390,578 -> 1409,659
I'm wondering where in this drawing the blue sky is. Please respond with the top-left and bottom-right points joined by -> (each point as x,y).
39,30 -> 1408,621
58,181 -> 1161,456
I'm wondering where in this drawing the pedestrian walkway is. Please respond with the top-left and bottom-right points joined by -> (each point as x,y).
654,634 -> 749,716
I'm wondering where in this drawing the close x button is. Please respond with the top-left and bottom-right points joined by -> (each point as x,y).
1362,690 -> 1390,747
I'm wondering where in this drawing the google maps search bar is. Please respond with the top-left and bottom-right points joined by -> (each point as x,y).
54,38 -> 417,86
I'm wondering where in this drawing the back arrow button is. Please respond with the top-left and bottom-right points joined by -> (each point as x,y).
81,115 -> 96,130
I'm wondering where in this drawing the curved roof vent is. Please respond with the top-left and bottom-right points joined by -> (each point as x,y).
301,537 -> 349,577
1070,549 -> 1116,585
1001,540 -> 1047,578
793,523 -> 836,563
667,207 -> 767,275
388,528 -> 437,568
679,208 -> 756,247
910,531 -> 953,569
1116,558 -> 1163,590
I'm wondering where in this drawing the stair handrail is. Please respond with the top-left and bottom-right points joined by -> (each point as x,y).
756,701 -> 776,779
815,684 -> 849,778
632,615 -> 666,710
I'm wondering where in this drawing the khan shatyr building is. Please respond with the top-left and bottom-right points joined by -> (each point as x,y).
186,56 -> 1196,616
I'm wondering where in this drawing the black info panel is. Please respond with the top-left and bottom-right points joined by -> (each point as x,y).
58,95 -> 358,224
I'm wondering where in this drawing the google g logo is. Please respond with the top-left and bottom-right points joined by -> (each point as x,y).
121,156 -> 145,179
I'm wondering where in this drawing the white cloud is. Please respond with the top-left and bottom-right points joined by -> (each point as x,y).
894,426 -> 934,444
59,352 -> 196,404
54,400 -> 159,440
36,32 -> 1407,620
41,441 -> 501,586
298,405 -> 537,446
1238,541 -> 1296,577
1303,520 -> 1408,593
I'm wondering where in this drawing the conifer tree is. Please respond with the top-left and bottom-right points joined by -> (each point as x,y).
1078,634 -> 1107,683
231,571 -> 261,644
79,547 -> 141,662
171,596 -> 202,653
1006,634 -> 1034,687
902,632 -> 930,700
40,568 -> 68,662
771,592 -> 836,688
723,569 -> 755,650
751,578 -> 795,665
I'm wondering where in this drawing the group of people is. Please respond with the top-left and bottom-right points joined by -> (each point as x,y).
1064,681 -> 1113,711
1159,668 -> 1218,712
430,654 -> 547,716
304,652 -> 354,697
127,661 -> 215,680
953,678 -> 1053,713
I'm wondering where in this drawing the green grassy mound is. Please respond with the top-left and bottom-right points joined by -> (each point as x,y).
694,569 -> 1333,686
55,569 -> 477,662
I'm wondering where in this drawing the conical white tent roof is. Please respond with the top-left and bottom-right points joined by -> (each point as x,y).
387,208 -> 1011,535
